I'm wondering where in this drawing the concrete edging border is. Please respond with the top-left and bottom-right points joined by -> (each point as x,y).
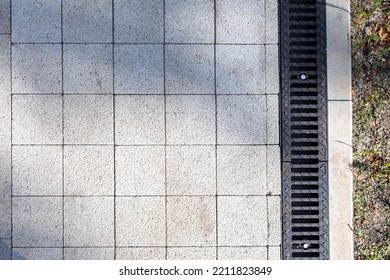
326,0 -> 353,259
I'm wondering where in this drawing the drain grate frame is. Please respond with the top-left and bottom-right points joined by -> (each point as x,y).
279,0 -> 329,260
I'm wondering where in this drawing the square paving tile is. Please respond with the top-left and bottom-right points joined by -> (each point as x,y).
167,196 -> 216,246
12,95 -> 62,144
116,247 -> 165,260
217,95 -> 266,144
12,44 -> 62,94
12,0 -> 61,43
64,95 -> 113,144
115,95 -> 164,144
218,196 -> 267,246
114,0 -> 163,43
63,0 -> 112,43
0,239 -> 11,260
64,146 -> 114,196
268,246 -> 281,260
12,146 -> 62,196
167,247 -> 216,260
116,197 -> 165,246
116,146 -> 165,195
0,0 -> 10,34
63,44 -> 113,94
216,45 -> 265,95
12,197 -> 63,247
165,0 -> 214,43
167,146 -> 216,195
114,44 -> 164,94
266,44 -> 279,94
166,44 -> 214,95
217,146 -> 266,195
216,0 -> 265,44
268,196 -> 281,246
12,248 -> 62,260
266,95 -> 279,144
218,247 -> 267,260
64,248 -> 114,260
267,145 -> 281,195
166,95 -> 216,145
64,197 -> 114,247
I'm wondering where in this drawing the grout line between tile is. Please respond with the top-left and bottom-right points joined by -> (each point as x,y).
163,0 -> 168,260
214,0 -> 218,260
60,0 -> 65,260
112,0 -> 117,260
10,0 -> 13,259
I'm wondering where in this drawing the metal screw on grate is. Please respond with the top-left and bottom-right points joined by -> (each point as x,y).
299,74 -> 307,81
280,0 -> 329,260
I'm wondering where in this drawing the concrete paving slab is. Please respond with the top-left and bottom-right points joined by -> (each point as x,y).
166,44 -> 214,95
116,248 -> 166,260
167,196 -> 216,246
64,95 -> 114,144
266,145 -> 281,195
64,197 -> 114,247
12,0 -> 61,43
265,0 -> 278,44
217,95 -> 266,144
114,0 -> 163,43
64,248 -> 114,260
63,44 -> 113,94
268,246 -> 281,260
268,195 -> 281,246
165,0 -> 214,43
266,94 -> 279,144
216,45 -> 265,95
216,0 -> 265,44
327,0 -> 353,259
0,149 -> 11,237
115,95 -> 165,144
218,196 -> 267,246
12,197 -> 63,247
116,197 -> 165,246
12,95 -> 62,144
166,95 -> 216,145
12,248 -> 62,260
64,146 -> 114,196
0,0 -> 10,34
63,0 -> 112,43
116,146 -> 165,195
167,146 -> 216,195
0,239 -> 11,260
0,34 -> 11,239
329,101 -> 353,259
167,247 -> 216,260
12,145 -> 63,196
12,44 -> 62,94
265,44 -> 279,94
114,44 -> 164,94
218,247 -> 267,260
217,146 -> 266,195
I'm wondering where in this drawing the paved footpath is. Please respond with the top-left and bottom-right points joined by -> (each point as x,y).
0,0 -> 281,260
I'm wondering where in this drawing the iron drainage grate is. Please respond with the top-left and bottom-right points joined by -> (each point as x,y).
280,0 -> 329,260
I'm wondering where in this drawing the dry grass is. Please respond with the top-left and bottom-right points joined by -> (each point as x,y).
351,0 -> 390,259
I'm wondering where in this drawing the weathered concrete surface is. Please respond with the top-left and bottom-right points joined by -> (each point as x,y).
327,0 -> 354,260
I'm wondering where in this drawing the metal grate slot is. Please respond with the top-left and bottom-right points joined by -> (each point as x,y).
281,0 -> 329,259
